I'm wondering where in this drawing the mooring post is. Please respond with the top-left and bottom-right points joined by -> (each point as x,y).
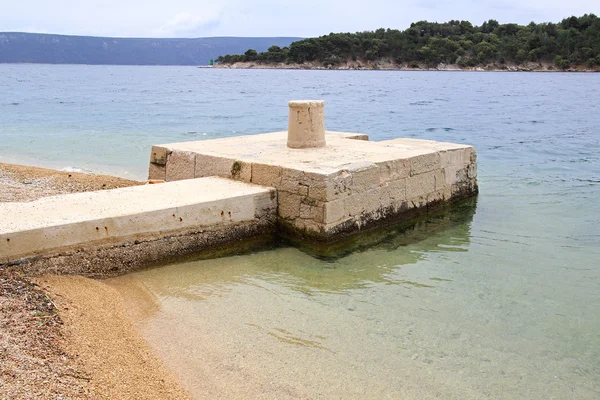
287,100 -> 326,149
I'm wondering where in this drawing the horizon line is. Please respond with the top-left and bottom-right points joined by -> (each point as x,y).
0,31 -> 305,40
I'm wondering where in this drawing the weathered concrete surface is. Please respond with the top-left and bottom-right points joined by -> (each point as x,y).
0,177 -> 277,268
150,132 -> 477,241
1,222 -> 275,278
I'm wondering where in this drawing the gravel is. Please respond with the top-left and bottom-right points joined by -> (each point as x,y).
0,162 -> 189,399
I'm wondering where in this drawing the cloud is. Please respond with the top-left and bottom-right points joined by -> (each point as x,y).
0,0 -> 598,37
156,11 -> 223,37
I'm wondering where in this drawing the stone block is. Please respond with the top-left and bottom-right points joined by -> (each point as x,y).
427,189 -> 445,204
254,189 -> 277,218
150,146 -> 169,165
299,203 -> 312,219
407,196 -> 427,209
307,171 -> 352,202
308,203 -> 325,223
406,171 -> 436,199
348,162 -> 380,193
148,162 -> 166,181
434,169 -> 447,191
451,178 -> 475,197
343,192 -> 367,217
324,199 -> 346,224
443,187 -> 453,201
294,219 -> 322,234
410,152 -> 441,176
343,189 -> 382,217
444,166 -> 458,186
468,163 -> 478,179
376,159 -> 409,183
194,155 -> 251,182
280,169 -> 311,195
288,183 -> 310,197
307,181 -> 330,202
439,149 -> 465,169
467,147 -> 477,164
166,151 -> 195,181
455,167 -> 468,183
278,192 -> 302,220
386,178 -> 407,202
194,154 -> 228,178
331,171 -> 353,198
377,182 -> 393,207
230,160 -> 252,181
251,163 -> 282,187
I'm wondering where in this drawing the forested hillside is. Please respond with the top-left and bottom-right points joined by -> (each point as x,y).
217,14 -> 600,69
0,33 -> 301,65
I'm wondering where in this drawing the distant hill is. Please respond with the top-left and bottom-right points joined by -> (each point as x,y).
217,14 -> 600,71
0,33 -> 302,65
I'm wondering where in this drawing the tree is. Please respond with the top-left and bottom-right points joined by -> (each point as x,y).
555,55 -> 570,69
244,49 -> 258,61
216,15 -> 600,69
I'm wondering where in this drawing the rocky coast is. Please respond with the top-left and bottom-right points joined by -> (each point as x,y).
214,59 -> 600,72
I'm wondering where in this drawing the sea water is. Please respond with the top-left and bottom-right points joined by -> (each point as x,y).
1,65 -> 599,398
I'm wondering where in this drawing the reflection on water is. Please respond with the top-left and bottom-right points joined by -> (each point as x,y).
109,196 -> 600,399
114,199 -> 476,304
291,198 -> 477,261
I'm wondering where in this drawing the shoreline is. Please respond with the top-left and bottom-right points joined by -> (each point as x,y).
0,162 -> 143,202
0,162 -> 190,399
214,60 -> 600,72
0,154 -> 145,181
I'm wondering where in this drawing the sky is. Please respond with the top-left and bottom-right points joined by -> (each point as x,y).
1,0 -> 598,38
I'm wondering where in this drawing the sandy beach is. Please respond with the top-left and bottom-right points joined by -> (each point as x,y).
0,162 -> 190,399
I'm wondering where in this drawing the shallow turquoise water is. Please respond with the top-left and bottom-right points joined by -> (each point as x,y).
2,65 -> 599,398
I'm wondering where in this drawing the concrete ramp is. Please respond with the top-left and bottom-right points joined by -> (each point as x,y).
1,177 -> 276,269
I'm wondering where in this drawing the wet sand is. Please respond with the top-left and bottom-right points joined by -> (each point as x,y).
34,275 -> 190,399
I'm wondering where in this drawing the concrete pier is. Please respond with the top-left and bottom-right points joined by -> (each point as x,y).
0,177 -> 276,271
149,128 -> 478,241
0,100 -> 477,273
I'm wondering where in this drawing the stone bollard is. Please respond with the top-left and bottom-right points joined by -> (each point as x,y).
287,100 -> 326,149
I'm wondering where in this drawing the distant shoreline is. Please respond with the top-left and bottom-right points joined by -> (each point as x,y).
0,32 -> 301,66
1,62 -> 596,71
214,60 -> 600,72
